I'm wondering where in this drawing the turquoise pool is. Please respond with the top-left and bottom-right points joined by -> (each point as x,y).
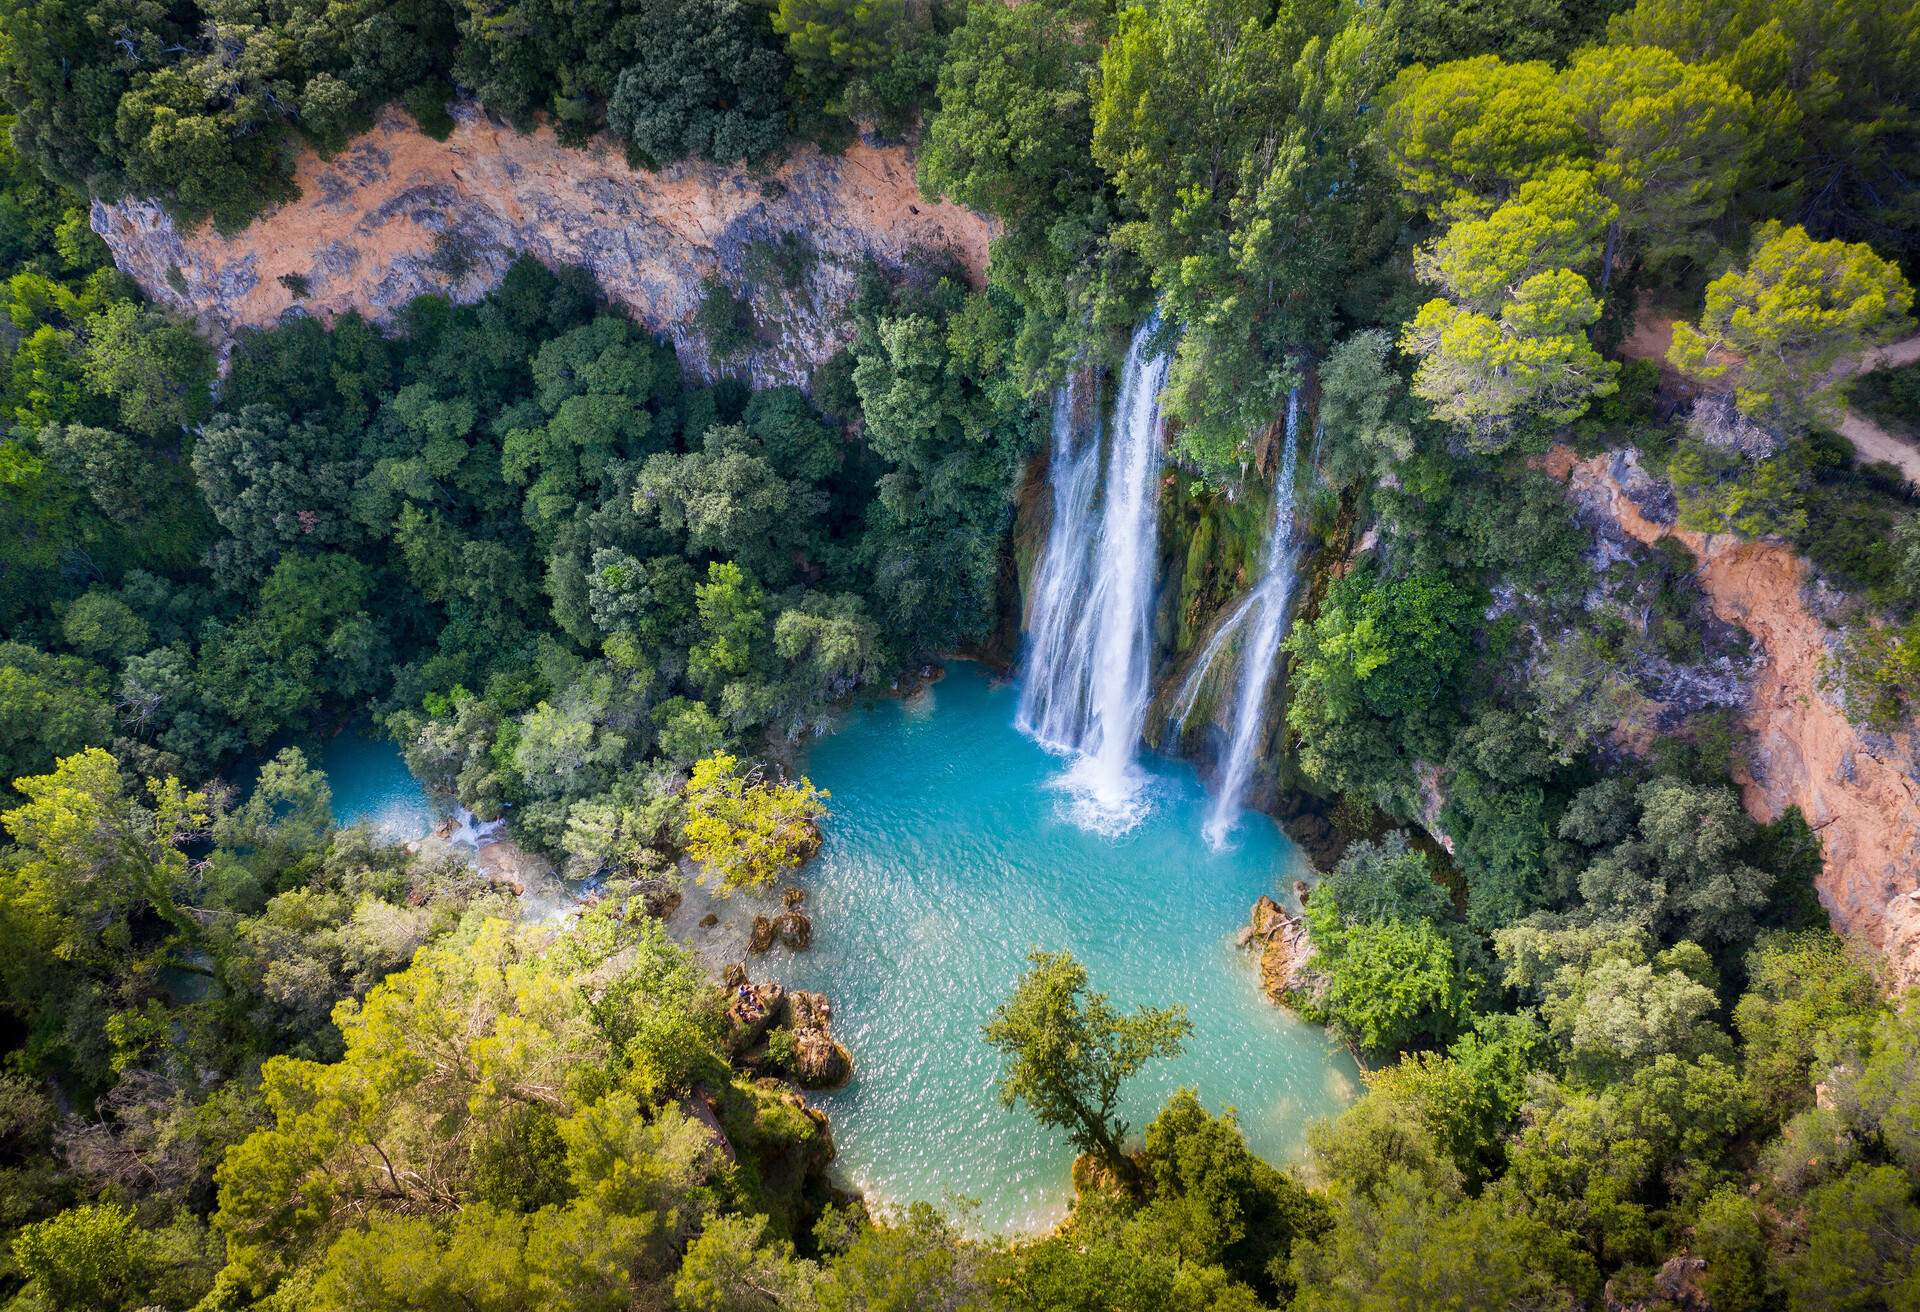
311,725 -> 436,841
775,665 -> 1357,1232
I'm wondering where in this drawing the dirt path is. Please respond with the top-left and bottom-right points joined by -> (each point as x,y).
1618,303 -> 1920,485
1835,334 -> 1920,486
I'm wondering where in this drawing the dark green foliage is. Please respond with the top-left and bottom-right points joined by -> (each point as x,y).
0,642 -> 112,788
692,277 -> 756,361
1134,1090 -> 1331,1300
1285,564 -> 1481,809
1303,846 -> 1486,1055
607,0 -> 791,167
1852,362 -> 1920,435
1384,0 -> 1627,67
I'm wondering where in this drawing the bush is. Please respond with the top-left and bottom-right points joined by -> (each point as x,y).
695,277 -> 757,360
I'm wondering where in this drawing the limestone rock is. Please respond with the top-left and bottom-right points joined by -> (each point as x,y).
1559,445 -> 1920,987
728,979 -> 784,1049
783,990 -> 852,1089
93,102 -> 992,386
1241,895 -> 1319,1006
748,915 -> 776,954
782,886 -> 806,908
773,910 -> 813,951
677,1088 -> 737,1164
793,1028 -> 853,1088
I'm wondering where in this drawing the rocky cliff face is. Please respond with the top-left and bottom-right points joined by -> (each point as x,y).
1558,448 -> 1920,986
92,103 -> 993,384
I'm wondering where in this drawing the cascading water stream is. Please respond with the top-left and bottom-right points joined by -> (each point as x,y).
1017,319 -> 1171,832
1015,373 -> 1101,747
1167,590 -> 1258,736
1202,387 -> 1304,847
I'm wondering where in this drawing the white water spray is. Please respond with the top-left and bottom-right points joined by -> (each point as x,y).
1202,387 -> 1305,847
1018,319 -> 1171,832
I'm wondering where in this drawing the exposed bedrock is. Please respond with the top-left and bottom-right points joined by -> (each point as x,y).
92,102 -> 993,385
1557,446 -> 1920,986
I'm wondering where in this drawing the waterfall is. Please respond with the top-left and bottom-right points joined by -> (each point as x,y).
1015,373 -> 1102,746
1017,319 -> 1171,832
1202,387 -> 1305,847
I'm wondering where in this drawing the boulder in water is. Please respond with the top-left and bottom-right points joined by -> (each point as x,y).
783,990 -> 852,1088
748,915 -> 777,954
1242,895 -> 1319,1007
774,910 -> 812,950
782,886 -> 806,908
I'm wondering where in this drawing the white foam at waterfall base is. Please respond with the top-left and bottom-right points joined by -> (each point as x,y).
447,805 -> 506,847
1017,319 -> 1170,835
1203,387 -> 1305,848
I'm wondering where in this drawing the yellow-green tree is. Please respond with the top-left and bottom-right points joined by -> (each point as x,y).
212,911 -> 725,1293
1561,44 -> 1754,281
1401,268 -> 1618,449
1383,56 -> 1585,221
1669,222 -> 1915,429
1,747 -> 210,968
1414,167 -> 1617,310
682,751 -> 827,892
982,949 -> 1190,1176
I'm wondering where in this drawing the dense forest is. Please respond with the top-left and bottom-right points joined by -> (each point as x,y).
1,0 -> 1919,1306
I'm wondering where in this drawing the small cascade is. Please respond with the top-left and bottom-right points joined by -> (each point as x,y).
1202,388 -> 1305,847
1167,590 -> 1258,736
448,805 -> 507,848
1017,318 -> 1172,831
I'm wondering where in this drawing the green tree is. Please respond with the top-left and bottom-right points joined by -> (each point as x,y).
1315,331 -> 1419,489
774,0 -> 906,116
1383,56 -> 1585,221
1781,1164 -> 1920,1312
1608,0 -> 1920,267
1560,44 -> 1754,282
1133,1089 -> 1330,1295
681,751 -> 827,892
59,589 -> 148,661
606,0 -> 790,168
1,747 -> 210,967
1402,268 -> 1618,449
1305,897 -> 1480,1053
1414,168 -> 1616,311
1693,1187 -> 1773,1312
982,949 -> 1191,1176
1667,438 -> 1808,539
917,0 -> 1105,233
0,642 -> 113,785
213,911 -> 726,1292
79,300 -> 213,438
1091,0 -> 1397,467
1669,222 -> 1915,430
1289,1171 -> 1580,1312
12,1203 -> 155,1311
1284,566 -> 1479,807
